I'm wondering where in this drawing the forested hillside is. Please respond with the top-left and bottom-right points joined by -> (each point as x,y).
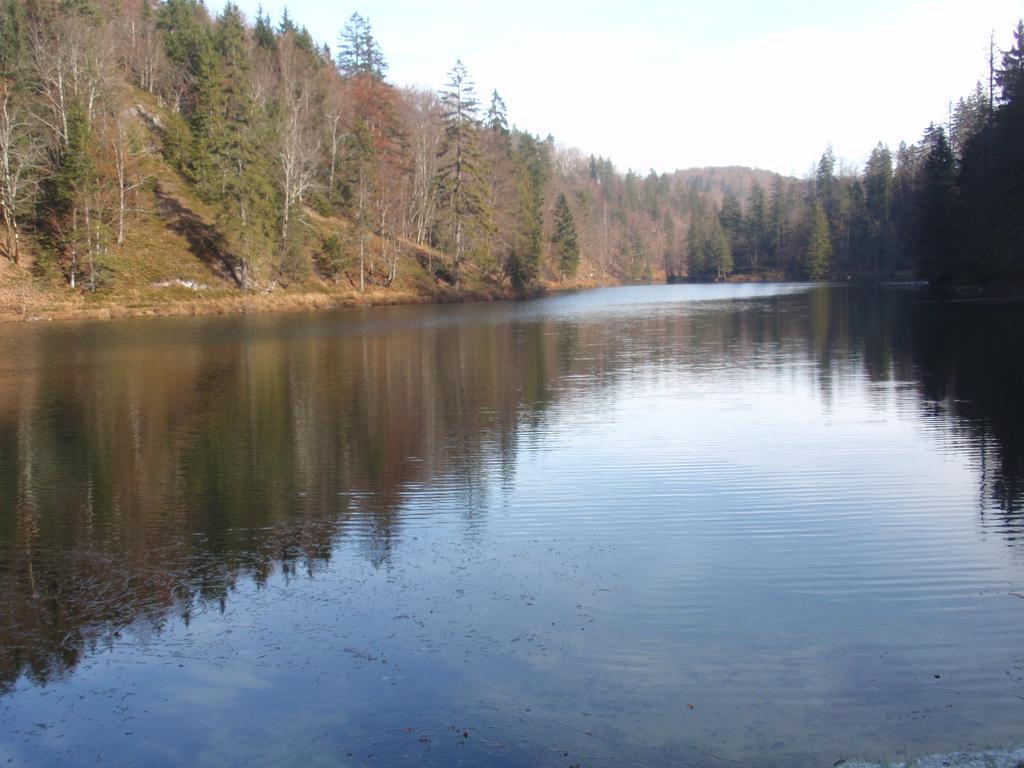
0,1 -> 1021,318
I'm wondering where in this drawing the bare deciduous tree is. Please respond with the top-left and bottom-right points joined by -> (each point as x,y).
276,33 -> 321,248
104,110 -> 149,245
27,13 -> 115,147
0,83 -> 42,263
323,83 -> 348,201
402,88 -> 443,248
120,0 -> 165,95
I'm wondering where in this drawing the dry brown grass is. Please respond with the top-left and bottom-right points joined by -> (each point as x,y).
0,263 -> 625,324
0,269 -> 518,324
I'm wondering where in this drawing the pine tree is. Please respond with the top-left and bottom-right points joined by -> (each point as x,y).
745,181 -> 767,271
504,132 -> 547,290
917,123 -> 957,281
253,6 -> 275,49
486,90 -> 508,135
996,20 -> 1024,106
863,143 -> 894,272
662,212 -> 679,278
190,3 -> 277,286
157,0 -> 210,90
434,59 -> 490,290
951,83 -> 989,158
711,217 -> 732,279
0,0 -> 24,76
988,20 -> 1024,282
336,13 -> 386,79
44,102 -> 97,287
815,145 -> 837,223
551,192 -> 579,279
687,200 -> 732,280
719,191 -> 743,269
767,174 -> 788,268
277,7 -> 295,35
806,202 -> 832,279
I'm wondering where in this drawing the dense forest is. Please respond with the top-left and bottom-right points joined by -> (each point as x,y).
0,1 -> 1021,302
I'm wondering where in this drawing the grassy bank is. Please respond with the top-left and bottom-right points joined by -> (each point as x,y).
0,253 -> 616,324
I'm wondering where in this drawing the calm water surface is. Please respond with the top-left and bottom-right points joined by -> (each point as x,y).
1,283 -> 1023,767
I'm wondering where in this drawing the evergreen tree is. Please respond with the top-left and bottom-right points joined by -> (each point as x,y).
158,0 -> 210,88
662,211 -> 679,277
623,170 -> 639,210
551,192 -> 579,279
996,20 -> 1024,105
687,200 -> 731,280
486,90 -> 508,135
917,123 -> 957,281
0,0 -> 24,76
986,20 -> 1024,282
718,191 -> 744,269
277,7 -> 295,35
711,217 -> 732,279
43,102 -> 97,287
434,60 -> 491,290
841,178 -> 867,270
863,142 -> 894,272
891,140 -> 921,267
336,13 -> 386,79
253,6 -> 275,49
943,20 -> 1024,285
806,202 -> 832,279
190,3 -> 277,286
745,181 -> 767,271
505,132 -> 546,290
767,174 -> 789,269
815,145 -> 837,223
951,83 -> 990,158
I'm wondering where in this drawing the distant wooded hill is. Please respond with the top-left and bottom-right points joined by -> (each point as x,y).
670,167 -> 784,205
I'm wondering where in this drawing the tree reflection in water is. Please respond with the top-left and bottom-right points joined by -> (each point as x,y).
0,285 -> 1021,691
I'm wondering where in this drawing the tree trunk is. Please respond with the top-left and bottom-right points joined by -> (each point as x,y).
328,117 -> 340,198
69,206 -> 77,288
388,237 -> 398,286
281,199 -> 290,247
85,203 -> 96,293
2,206 -> 18,264
453,219 -> 462,291
117,171 -> 126,245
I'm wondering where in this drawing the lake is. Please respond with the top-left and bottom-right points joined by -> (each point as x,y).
1,283 -> 1023,767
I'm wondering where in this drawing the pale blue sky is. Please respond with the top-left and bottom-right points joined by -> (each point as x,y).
235,0 -> 1023,176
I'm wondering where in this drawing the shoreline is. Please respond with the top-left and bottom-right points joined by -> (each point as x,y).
0,277 -> 616,325
9,275 -> 1015,326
